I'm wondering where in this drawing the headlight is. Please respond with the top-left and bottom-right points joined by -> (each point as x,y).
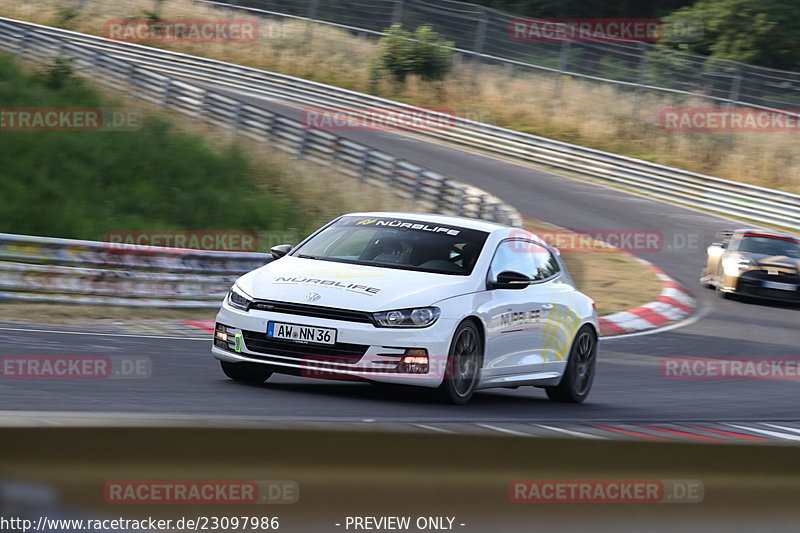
722,256 -> 751,276
373,307 -> 440,328
228,285 -> 253,311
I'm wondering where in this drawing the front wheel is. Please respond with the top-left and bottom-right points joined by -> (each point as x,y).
436,321 -> 482,405
220,361 -> 272,383
545,325 -> 597,403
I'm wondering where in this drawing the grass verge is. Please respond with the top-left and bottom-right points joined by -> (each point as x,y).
524,219 -> 664,317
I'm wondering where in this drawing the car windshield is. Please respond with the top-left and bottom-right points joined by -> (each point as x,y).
290,216 -> 489,275
735,234 -> 800,257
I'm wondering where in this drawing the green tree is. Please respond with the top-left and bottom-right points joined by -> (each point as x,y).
662,0 -> 800,70
472,0 -> 693,18
375,24 -> 453,83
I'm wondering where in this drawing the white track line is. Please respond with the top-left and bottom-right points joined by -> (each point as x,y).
725,423 -> 800,441
534,424 -> 606,439
474,423 -> 530,436
413,424 -> 454,434
759,423 -> 800,435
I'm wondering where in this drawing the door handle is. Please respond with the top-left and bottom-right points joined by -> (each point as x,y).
541,303 -> 554,310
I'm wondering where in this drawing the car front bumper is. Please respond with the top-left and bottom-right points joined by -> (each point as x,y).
723,271 -> 800,302
210,303 -> 457,388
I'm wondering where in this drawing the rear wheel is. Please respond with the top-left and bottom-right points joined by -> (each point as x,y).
436,321 -> 482,405
220,361 -> 272,383
545,325 -> 597,403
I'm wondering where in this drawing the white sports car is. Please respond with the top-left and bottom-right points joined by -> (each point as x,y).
212,212 -> 599,404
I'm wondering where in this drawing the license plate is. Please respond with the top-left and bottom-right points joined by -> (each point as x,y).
267,321 -> 336,345
762,281 -> 797,291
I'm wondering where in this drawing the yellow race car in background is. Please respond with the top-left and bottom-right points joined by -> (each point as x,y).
702,229 -> 800,301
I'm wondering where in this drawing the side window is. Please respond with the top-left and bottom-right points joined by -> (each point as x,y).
535,251 -> 561,280
490,239 -> 560,282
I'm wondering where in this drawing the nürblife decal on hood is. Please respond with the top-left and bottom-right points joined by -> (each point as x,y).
273,276 -> 381,295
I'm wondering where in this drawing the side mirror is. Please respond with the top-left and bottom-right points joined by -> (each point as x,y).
488,270 -> 531,290
710,241 -> 726,249
270,244 -> 292,259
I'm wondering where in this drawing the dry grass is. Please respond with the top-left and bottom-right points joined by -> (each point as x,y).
1,0 -> 797,193
524,219 -> 664,316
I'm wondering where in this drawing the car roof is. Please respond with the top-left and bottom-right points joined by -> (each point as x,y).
734,228 -> 799,240
342,212 -> 512,233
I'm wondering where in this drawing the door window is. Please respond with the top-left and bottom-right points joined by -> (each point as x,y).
490,239 -> 560,282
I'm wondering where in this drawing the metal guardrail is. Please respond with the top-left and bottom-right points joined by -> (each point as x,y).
1,17 -> 797,231
0,18 -> 521,306
0,233 -> 267,307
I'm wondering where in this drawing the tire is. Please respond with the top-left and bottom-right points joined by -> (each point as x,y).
220,360 -> 272,383
545,325 -> 597,403
436,320 -> 482,405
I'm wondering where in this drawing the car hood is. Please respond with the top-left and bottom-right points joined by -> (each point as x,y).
236,256 -> 480,311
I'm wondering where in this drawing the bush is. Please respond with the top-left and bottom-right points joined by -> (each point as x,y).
38,57 -> 79,90
375,24 -> 453,82
0,53 -> 304,244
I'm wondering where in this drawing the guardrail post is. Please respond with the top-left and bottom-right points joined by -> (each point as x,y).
491,203 -> 501,223
554,39 -> 571,100
296,128 -> 310,159
266,113 -> 277,140
91,51 -> 102,69
727,67 -> 742,108
17,29 -> 31,54
231,101 -> 244,132
358,149 -> 372,183
161,78 -> 172,107
412,169 -> 424,201
331,138 -> 342,166
632,42 -> 649,119
388,160 -> 398,186
305,0 -> 320,44
477,194 -> 488,217
472,7 -> 487,74
460,191 -> 469,216
391,0 -> 404,25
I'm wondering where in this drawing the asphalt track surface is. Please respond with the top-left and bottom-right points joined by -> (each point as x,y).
1,86 -> 799,428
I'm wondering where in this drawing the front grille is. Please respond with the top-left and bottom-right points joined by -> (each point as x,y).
241,330 -> 368,364
741,270 -> 800,283
248,299 -> 375,324
737,285 -> 800,301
